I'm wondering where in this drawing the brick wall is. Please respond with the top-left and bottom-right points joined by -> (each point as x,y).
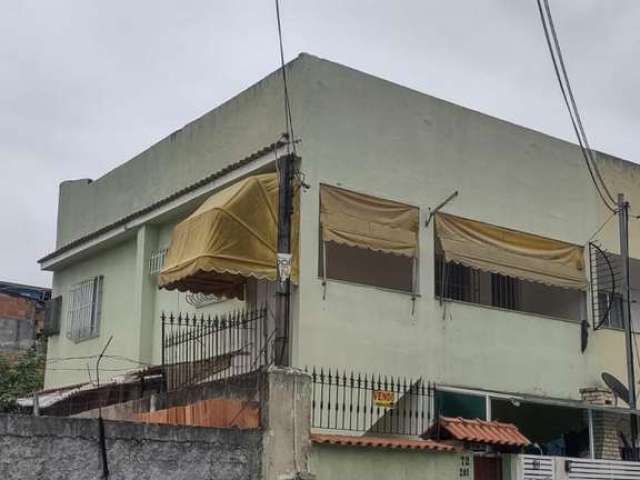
581,387 -> 629,460
0,293 -> 44,356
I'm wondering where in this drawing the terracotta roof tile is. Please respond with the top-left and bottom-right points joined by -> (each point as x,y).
310,433 -> 456,452
432,417 -> 530,447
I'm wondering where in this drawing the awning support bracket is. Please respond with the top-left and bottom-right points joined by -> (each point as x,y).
425,191 -> 459,228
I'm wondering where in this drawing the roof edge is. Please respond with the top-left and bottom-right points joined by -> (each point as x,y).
39,139 -> 288,266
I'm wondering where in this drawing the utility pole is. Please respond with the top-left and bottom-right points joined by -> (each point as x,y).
619,192 -> 638,458
274,154 -> 294,366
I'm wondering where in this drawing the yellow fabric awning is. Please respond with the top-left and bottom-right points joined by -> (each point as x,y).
159,173 -> 299,299
435,213 -> 585,289
319,184 -> 419,257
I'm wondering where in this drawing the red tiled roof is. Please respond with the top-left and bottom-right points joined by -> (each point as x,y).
434,417 -> 530,447
310,433 -> 456,452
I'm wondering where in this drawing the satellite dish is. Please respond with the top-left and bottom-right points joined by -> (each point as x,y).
602,372 -> 630,405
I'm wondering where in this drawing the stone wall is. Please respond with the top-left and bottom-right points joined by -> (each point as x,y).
0,414 -> 261,480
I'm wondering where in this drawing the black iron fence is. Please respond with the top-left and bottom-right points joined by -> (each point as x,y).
161,307 -> 272,391
308,367 -> 434,436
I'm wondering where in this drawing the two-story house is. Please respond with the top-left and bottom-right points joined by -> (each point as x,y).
39,53 -> 640,463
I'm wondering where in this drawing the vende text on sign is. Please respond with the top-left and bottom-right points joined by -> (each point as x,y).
372,390 -> 395,407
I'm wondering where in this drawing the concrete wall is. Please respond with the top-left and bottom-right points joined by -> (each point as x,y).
290,54 -> 639,401
45,238 -> 138,388
45,217 -> 249,388
0,414 -> 261,480
310,444 -> 463,480
44,53 -> 640,399
54,57 -> 303,248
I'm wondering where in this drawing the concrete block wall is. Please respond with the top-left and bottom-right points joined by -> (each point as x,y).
0,368 -> 315,480
0,414 -> 262,480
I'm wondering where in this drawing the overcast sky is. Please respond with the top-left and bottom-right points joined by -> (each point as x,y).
1,1 -> 638,287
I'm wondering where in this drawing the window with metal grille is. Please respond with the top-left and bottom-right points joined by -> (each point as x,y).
434,255 -> 480,303
149,248 -> 168,275
588,242 -> 640,332
597,291 -> 624,329
435,255 -> 583,321
491,273 -> 520,310
66,276 -> 103,342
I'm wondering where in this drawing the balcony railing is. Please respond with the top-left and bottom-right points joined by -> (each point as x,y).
161,307 -> 272,391
149,248 -> 168,275
308,367 -> 434,436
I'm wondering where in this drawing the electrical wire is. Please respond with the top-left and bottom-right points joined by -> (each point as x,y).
541,0 -> 616,205
275,0 -> 296,156
45,354 -> 152,367
588,209 -> 618,243
45,367 -> 144,372
535,0 -> 617,212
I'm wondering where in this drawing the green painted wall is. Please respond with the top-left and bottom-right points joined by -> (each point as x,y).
45,237 -> 138,389
54,57 -> 301,248
46,217 -> 248,388
45,54 -> 640,398
310,445 -> 464,480
289,54 -> 638,401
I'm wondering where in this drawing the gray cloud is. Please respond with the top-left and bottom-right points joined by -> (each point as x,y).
0,0 -> 638,286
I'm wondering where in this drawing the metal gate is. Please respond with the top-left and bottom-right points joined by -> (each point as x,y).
521,455 -> 555,480
519,455 -> 640,480
566,458 -> 640,480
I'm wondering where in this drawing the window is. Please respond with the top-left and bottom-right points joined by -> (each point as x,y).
435,390 -> 487,420
597,291 -> 624,329
434,214 -> 586,321
320,242 -> 415,292
319,184 -> 419,294
434,255 -> 479,302
491,273 -> 520,310
44,296 -> 62,336
149,248 -> 168,275
435,256 -> 585,321
66,276 -> 103,341
589,244 -> 640,331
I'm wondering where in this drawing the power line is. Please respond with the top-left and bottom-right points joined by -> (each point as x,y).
588,209 -> 618,243
535,0 -> 617,212
275,0 -> 296,156
45,354 -> 152,367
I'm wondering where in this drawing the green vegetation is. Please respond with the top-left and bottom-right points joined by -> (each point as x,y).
0,348 -> 45,412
